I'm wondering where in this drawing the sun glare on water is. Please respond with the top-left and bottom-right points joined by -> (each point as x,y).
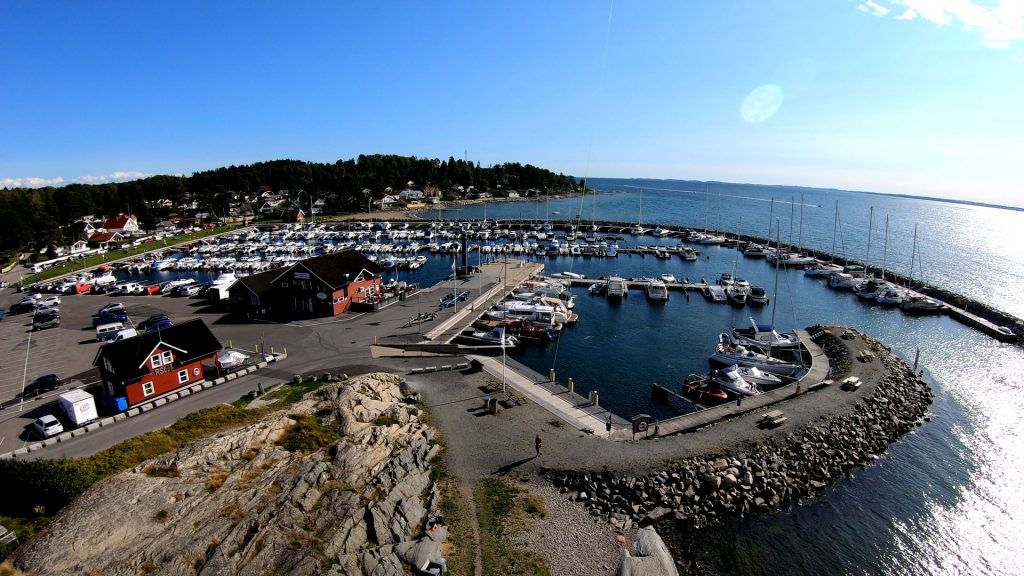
741,84 -> 784,123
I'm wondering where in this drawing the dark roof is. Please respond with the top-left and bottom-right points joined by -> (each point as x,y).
232,267 -> 279,296
277,250 -> 382,289
93,318 -> 222,381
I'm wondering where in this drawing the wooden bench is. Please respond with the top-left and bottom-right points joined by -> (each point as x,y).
841,376 -> 862,391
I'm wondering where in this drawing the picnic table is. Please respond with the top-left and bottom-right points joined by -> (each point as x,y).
759,410 -> 788,427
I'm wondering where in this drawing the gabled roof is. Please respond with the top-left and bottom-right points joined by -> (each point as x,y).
93,319 -> 222,381
272,250 -> 382,290
88,231 -> 121,243
102,214 -> 137,230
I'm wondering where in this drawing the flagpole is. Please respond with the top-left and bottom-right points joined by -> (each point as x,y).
501,326 -> 507,394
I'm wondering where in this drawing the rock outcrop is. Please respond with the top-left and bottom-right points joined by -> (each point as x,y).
615,527 -> 679,576
14,373 -> 445,576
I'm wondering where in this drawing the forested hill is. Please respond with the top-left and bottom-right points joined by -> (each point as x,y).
0,155 -> 577,254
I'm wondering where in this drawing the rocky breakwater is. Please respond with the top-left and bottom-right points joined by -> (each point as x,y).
13,373 -> 447,576
548,329 -> 933,532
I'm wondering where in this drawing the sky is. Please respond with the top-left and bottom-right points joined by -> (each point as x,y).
1,1 -> 1022,207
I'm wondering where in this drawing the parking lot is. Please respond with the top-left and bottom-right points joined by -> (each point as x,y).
0,289 -> 244,449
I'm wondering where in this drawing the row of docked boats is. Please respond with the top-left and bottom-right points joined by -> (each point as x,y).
682,319 -> 807,405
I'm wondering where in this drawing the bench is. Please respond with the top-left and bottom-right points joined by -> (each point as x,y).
841,376 -> 862,391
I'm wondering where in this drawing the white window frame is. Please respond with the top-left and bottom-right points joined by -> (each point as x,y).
150,354 -> 163,368
142,382 -> 155,397
161,351 -> 173,365
177,369 -> 189,384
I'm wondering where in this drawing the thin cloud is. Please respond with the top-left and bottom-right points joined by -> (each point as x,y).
864,1 -> 1024,49
0,176 -> 65,188
75,171 -> 154,184
896,8 -> 918,21
858,0 -> 890,17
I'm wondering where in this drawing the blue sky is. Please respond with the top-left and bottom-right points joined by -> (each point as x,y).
2,1 -> 1022,206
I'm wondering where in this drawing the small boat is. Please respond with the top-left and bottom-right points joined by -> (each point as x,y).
710,334 -> 805,377
467,328 -> 519,347
683,374 -> 729,403
660,274 -> 677,284
645,281 -> 669,302
607,276 -> 628,299
710,365 -> 762,397
653,227 -> 671,237
804,262 -> 844,277
747,286 -> 768,305
900,294 -> 943,314
551,271 -> 586,279
730,364 -> 784,388
726,285 -> 747,306
731,318 -> 801,349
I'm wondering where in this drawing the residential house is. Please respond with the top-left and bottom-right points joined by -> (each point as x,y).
93,319 -> 223,408
87,231 -> 124,249
67,240 -> 89,255
102,214 -> 140,235
281,208 -> 305,223
228,250 -> 383,320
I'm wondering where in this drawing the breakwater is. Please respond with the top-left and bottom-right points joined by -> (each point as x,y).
543,326 -> 932,536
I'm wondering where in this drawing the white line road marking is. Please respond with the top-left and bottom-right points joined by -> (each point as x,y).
18,329 -> 32,412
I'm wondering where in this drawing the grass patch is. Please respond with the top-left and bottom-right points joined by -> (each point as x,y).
277,416 -> 340,453
143,464 -> 181,478
372,415 -> 399,427
475,478 -> 551,576
261,379 -> 330,405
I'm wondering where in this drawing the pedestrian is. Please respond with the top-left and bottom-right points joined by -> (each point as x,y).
535,434 -> 543,457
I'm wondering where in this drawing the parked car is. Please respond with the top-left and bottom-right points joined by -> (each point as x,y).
179,284 -> 203,297
33,311 -> 61,331
33,414 -> 64,438
97,302 -> 126,316
92,311 -> 128,326
142,283 -> 163,295
39,295 -> 61,307
20,374 -> 61,397
138,313 -> 169,329
144,318 -> 173,333
10,299 -> 37,314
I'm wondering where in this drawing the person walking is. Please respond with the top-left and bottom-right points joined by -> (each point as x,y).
535,434 -> 543,457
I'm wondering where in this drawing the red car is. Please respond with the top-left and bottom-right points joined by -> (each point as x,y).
142,283 -> 163,295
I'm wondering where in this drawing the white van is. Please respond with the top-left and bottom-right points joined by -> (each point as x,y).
113,328 -> 139,342
96,321 -> 125,341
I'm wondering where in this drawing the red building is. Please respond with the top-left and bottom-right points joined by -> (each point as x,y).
228,250 -> 383,320
93,319 -> 223,408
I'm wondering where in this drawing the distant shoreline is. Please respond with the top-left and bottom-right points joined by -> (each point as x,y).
587,177 -> 1024,213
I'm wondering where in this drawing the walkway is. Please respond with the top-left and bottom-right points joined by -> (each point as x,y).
467,355 -> 630,439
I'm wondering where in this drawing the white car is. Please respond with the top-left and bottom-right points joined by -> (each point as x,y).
39,295 -> 62,307
33,414 -> 64,438
35,304 -> 60,316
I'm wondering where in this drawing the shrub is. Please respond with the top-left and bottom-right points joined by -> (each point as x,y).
277,416 -> 339,453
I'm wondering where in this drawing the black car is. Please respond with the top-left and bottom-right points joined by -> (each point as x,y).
20,374 -> 61,397
138,314 -> 169,330
92,311 -> 129,326
10,300 -> 37,314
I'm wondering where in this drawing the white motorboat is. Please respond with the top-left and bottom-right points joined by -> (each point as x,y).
874,287 -> 909,306
710,335 -> 806,377
726,285 -> 747,306
660,274 -> 677,284
645,281 -> 669,302
742,243 -> 767,258
730,318 -> 801,349
710,365 -> 762,397
747,286 -> 768,305
900,294 -> 944,314
828,273 -> 859,290
607,276 -> 628,299
732,364 -> 784,388
468,328 -> 519,347
804,262 -> 844,277
653,227 -> 671,237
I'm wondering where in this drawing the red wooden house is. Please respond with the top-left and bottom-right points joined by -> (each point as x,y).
93,319 -> 223,408
228,249 -> 382,320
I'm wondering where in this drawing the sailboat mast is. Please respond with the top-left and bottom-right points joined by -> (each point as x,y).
909,223 -> 918,288
789,196 -> 795,249
798,193 -> 804,249
881,214 -> 889,282
767,198 -> 775,247
865,206 -> 874,276
771,220 -> 781,329
830,201 -> 838,264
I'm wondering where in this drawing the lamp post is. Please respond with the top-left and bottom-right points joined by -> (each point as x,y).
501,326 -> 507,394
